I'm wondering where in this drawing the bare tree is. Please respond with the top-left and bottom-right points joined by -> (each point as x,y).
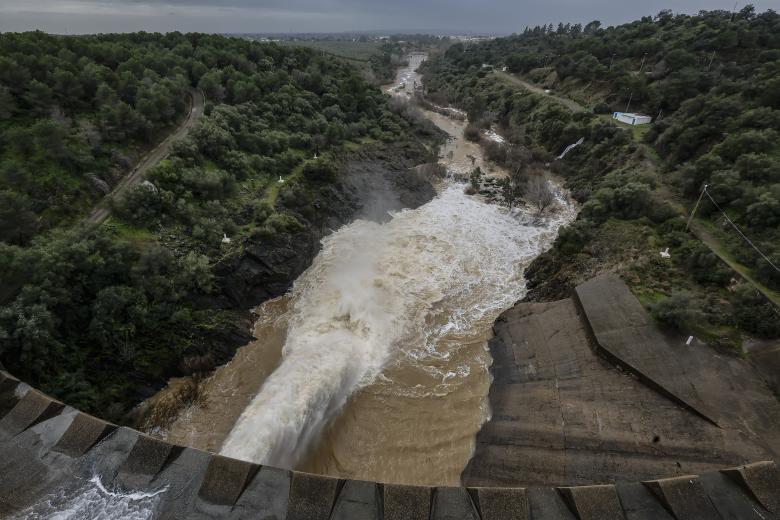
478,110 -> 498,128
501,166 -> 527,209
526,173 -> 556,214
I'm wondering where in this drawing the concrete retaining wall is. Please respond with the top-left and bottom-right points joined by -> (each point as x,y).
1,273 -> 779,518
0,369 -> 777,518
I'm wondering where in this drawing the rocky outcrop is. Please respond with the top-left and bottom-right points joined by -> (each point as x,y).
216,142 -> 437,309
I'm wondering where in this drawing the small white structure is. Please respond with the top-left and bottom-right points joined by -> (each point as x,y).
660,247 -> 671,259
613,112 -> 652,125
221,233 -> 231,244
278,176 -> 284,184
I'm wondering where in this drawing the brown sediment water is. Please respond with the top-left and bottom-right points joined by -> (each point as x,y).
142,54 -> 576,486
148,297 -> 290,452
386,54 -> 510,182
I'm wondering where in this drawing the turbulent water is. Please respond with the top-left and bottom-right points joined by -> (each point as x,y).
221,185 -> 573,470
10,477 -> 166,520
144,53 -> 576,485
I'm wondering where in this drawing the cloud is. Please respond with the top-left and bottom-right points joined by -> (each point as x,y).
0,0 -> 777,34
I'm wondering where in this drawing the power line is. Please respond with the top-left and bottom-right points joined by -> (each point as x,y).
701,186 -> 780,274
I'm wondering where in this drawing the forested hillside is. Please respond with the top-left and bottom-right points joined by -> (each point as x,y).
0,31 -> 434,419
421,6 -> 779,344
0,32 -> 193,241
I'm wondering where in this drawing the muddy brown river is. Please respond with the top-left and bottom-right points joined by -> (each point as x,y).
140,54 -> 575,486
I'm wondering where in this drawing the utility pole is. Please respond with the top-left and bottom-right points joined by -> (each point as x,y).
625,91 -> 633,113
609,52 -> 616,71
687,184 -> 708,231
655,107 -> 663,121
639,53 -> 648,73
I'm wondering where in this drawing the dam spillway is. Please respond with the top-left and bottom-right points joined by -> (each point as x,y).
1,54 -> 778,520
0,274 -> 778,519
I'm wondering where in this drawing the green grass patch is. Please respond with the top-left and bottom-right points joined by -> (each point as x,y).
689,321 -> 744,352
279,40 -> 381,62
263,161 -> 305,206
634,287 -> 668,308
694,217 -> 780,308
597,114 -> 652,141
103,218 -> 154,244
203,159 -> 219,172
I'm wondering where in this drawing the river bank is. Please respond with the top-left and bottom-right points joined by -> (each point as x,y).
127,140 -> 440,428
134,52 -> 575,487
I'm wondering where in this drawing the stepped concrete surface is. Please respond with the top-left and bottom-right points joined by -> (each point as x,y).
0,275 -> 778,519
575,274 -> 717,425
463,273 -> 780,487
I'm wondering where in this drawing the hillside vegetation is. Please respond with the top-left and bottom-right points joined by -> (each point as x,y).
421,6 -> 779,344
0,31 -> 434,419
278,35 -> 450,84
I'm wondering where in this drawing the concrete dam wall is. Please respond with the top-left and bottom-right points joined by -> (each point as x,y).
1,275 -> 778,519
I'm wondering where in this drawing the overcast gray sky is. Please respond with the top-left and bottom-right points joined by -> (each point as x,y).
0,0 -> 776,34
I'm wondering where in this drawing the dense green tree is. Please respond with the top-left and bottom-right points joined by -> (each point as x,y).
0,30 -> 426,418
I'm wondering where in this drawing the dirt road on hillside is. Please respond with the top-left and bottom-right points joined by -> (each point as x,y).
494,71 -> 586,113
85,88 -> 205,227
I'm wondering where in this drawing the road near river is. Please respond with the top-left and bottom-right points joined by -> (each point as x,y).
146,54 -> 576,486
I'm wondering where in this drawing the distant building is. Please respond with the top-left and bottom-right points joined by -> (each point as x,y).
613,112 -> 652,125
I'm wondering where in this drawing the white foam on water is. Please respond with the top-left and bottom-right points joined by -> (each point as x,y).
483,128 -> 506,144
221,183 -> 575,468
10,476 -> 167,520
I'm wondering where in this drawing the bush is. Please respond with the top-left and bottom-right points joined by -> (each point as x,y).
593,102 -> 612,114
250,200 -> 273,223
301,158 -> 338,183
266,212 -> 304,234
732,286 -> 780,338
463,123 -> 481,142
556,219 -> 593,254
469,167 -> 483,191
676,240 -> 731,287
115,183 -> 163,225
651,292 -> 704,330
646,197 -> 677,224
483,140 -> 508,163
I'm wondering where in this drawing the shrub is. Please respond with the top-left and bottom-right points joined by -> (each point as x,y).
676,240 -> 731,287
302,158 -> 338,183
469,167 -> 483,191
115,183 -> 163,225
651,292 -> 704,330
266,212 -> 304,234
463,123 -> 481,142
556,219 -> 593,254
483,140 -> 508,163
732,286 -> 780,337
646,197 -> 677,223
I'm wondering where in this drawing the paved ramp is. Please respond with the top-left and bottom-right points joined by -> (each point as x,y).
574,273 -> 719,425
464,276 -> 780,489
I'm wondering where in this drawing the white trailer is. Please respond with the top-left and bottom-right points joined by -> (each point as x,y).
612,112 -> 652,125
612,112 -> 653,125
